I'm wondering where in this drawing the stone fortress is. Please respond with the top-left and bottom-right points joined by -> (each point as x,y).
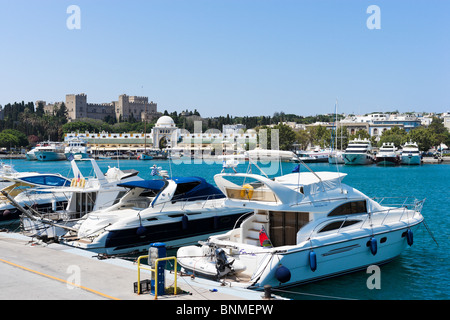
65,93 -> 158,122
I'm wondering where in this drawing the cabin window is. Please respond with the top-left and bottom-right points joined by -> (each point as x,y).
269,211 -> 310,247
318,219 -> 361,233
174,181 -> 201,196
328,200 -> 367,217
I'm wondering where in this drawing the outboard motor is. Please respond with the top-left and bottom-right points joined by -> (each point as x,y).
215,248 -> 234,278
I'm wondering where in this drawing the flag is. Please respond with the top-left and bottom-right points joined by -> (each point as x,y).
151,165 -> 158,176
76,173 -> 81,182
292,164 -> 300,173
259,225 -> 272,248
67,154 -> 74,161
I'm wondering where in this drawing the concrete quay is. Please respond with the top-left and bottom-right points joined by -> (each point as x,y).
0,232 -> 279,301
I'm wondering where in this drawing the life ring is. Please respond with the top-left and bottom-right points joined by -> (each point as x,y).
240,184 -> 254,199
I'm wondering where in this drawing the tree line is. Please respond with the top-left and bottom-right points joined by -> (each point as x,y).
0,100 -> 448,152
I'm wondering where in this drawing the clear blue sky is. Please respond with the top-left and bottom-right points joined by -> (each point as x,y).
0,0 -> 449,117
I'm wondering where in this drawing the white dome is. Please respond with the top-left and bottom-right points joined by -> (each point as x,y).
156,116 -> 175,127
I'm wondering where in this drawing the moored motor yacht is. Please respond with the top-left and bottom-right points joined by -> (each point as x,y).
177,162 -> 425,289
401,141 -> 421,165
20,158 -> 142,238
59,173 -> 252,255
376,142 -> 400,166
343,138 -> 375,165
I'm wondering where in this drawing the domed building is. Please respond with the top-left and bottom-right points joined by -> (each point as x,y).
152,115 -> 179,149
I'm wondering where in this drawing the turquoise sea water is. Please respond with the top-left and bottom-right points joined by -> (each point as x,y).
3,158 -> 449,300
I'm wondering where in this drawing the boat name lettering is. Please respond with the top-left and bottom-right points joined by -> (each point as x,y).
239,249 -> 256,256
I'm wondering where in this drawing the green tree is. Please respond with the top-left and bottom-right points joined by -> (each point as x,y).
378,126 -> 407,148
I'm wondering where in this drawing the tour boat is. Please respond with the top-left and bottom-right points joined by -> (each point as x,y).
177,162 -> 424,289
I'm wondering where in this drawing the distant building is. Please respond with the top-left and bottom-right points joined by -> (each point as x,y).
443,112 -> 450,131
65,93 -> 158,122
65,115 -> 257,155
35,100 -> 64,115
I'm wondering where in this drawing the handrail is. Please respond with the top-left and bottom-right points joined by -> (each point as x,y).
136,255 -> 177,300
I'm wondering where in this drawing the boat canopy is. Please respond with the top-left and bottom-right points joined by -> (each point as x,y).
118,179 -> 166,191
118,176 -> 225,201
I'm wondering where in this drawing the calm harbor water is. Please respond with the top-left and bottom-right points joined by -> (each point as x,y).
3,158 -> 449,300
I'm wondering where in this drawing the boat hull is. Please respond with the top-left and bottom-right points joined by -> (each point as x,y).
252,223 -> 422,289
35,151 -> 66,161
137,153 -> 153,160
376,156 -> 399,166
328,154 -> 344,164
343,153 -> 374,165
62,210 -> 251,255
401,155 -> 421,165
65,152 -> 90,160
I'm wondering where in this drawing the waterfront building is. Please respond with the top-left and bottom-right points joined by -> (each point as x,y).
64,116 -> 257,156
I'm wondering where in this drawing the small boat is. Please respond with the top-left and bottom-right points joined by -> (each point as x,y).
35,141 -> 66,161
137,153 -> 153,160
59,169 -> 252,255
343,137 -> 375,165
401,141 -> 421,165
65,137 -> 91,160
177,161 -> 424,289
376,142 -> 400,166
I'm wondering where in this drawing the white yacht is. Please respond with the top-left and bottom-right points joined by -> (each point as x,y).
20,159 -> 142,238
59,173 -> 252,255
177,163 -> 424,289
343,138 -> 375,165
376,142 -> 400,166
401,141 -> 421,165
65,137 -> 91,160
